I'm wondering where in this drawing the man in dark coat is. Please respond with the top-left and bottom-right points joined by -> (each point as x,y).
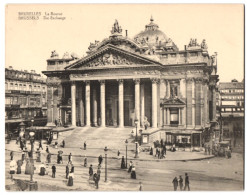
121,156 -> 125,169
46,146 -> 50,153
66,164 -> 69,179
93,173 -> 99,189
98,155 -> 103,165
89,164 -> 93,177
179,175 -> 183,191
62,140 -> 65,148
172,177 -> 178,191
84,141 -> 87,150
10,151 -> 13,160
184,173 -> 190,191
97,167 -> 101,181
52,164 -> 56,178
39,140 -> 43,150
47,152 -> 51,163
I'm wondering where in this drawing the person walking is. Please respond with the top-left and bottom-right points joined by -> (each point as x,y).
46,146 -> 50,153
52,164 -> 56,178
139,182 -> 143,191
121,156 -> 125,169
67,171 -> 74,186
62,140 -> 65,148
21,151 -> 25,162
117,150 -> 120,159
97,167 -> 101,181
66,164 -> 70,179
16,160 -> 22,174
39,163 -> 46,176
184,173 -> 190,191
36,149 -> 41,162
93,173 -> 99,189
68,153 -> 72,164
47,152 -> 51,163
172,176 -> 178,191
84,155 -> 87,167
128,161 -> 133,173
9,159 -> 17,180
39,140 -> 43,150
98,155 -> 103,165
89,164 -> 93,178
20,140 -> 24,151
84,141 -> 87,150
179,175 -> 183,191
149,147 -> 153,155
10,151 -> 13,160
131,165 -> 136,179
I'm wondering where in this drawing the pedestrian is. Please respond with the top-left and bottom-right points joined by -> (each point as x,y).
93,173 -> 99,189
179,175 -> 183,191
68,153 -> 72,164
98,155 -> 103,165
16,160 -> 22,174
21,151 -> 25,162
71,164 -> 74,173
67,171 -> 74,186
55,141 -> 58,149
208,145 -> 211,155
157,148 -> 161,159
39,162 -> 46,176
128,161 -> 133,173
155,147 -> 158,157
89,164 -> 93,178
39,140 -> 43,150
164,144 -> 167,155
66,164 -> 70,179
204,144 -> 208,155
131,165 -> 136,179
46,146 -> 50,153
84,141 -> 87,150
172,176 -> 178,191
52,164 -> 56,178
10,151 -> 13,160
47,152 -> 51,163
55,119 -> 58,126
150,147 -> 153,155
97,167 -> 101,181
25,159 -> 31,175
9,159 -> 17,180
36,149 -> 41,162
139,182 -> 143,191
20,140 -> 24,151
45,164 -> 50,175
121,156 -> 125,169
117,150 -> 120,159
184,173 -> 190,191
84,155 -> 87,167
62,140 -> 65,148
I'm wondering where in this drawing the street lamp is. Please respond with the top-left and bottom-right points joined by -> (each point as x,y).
104,146 -> 108,182
29,131 -> 35,182
125,139 -> 128,169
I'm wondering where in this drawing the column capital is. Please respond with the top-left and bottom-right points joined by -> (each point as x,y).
133,78 -> 140,84
186,78 -> 194,83
118,79 -> 124,84
99,80 -> 105,85
151,78 -> 160,84
194,78 -> 203,83
70,81 -> 76,85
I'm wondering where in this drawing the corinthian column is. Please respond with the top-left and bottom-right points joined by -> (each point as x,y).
100,80 -> 105,127
152,78 -> 158,128
140,84 -> 145,127
85,81 -> 91,126
71,81 -> 76,126
192,78 -> 195,127
118,79 -> 124,128
93,88 -> 97,126
134,79 -> 140,128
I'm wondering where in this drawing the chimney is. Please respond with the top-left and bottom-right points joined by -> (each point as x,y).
125,30 -> 128,37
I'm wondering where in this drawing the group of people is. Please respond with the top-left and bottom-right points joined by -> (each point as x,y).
88,163 -> 101,189
172,173 -> 190,191
128,161 -> 136,179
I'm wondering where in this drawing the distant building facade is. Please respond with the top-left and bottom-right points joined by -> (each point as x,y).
42,18 -> 219,148
217,79 -> 244,146
5,66 -> 47,134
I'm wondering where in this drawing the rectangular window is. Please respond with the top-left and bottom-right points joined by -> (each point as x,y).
170,108 -> 179,126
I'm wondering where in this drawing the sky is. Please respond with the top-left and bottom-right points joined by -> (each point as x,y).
5,4 -> 244,82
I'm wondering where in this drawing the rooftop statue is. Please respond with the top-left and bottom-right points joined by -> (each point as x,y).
50,50 -> 59,58
111,19 -> 122,34
201,39 -> 208,49
188,38 -> 200,47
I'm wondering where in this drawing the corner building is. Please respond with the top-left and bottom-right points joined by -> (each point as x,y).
42,18 -> 218,147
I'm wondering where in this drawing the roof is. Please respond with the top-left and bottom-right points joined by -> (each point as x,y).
218,82 -> 244,89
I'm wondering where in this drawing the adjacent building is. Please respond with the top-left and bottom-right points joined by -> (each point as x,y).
42,18 -> 219,147
5,66 -> 47,134
217,79 -> 244,147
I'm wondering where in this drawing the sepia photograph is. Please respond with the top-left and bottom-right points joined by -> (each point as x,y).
4,3 -> 244,191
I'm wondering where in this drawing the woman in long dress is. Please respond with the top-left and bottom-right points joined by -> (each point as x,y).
68,172 -> 74,186
131,165 -> 136,179
128,161 -> 133,173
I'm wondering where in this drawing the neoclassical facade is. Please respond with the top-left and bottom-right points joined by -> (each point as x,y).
43,18 -> 219,146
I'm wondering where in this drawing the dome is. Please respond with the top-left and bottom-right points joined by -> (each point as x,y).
134,16 -> 169,48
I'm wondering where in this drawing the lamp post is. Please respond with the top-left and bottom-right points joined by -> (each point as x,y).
29,131 -> 35,182
134,120 -> 139,158
125,139 -> 128,169
104,146 -> 108,182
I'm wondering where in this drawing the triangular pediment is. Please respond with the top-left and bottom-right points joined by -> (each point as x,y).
65,44 -> 161,70
163,97 -> 185,105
